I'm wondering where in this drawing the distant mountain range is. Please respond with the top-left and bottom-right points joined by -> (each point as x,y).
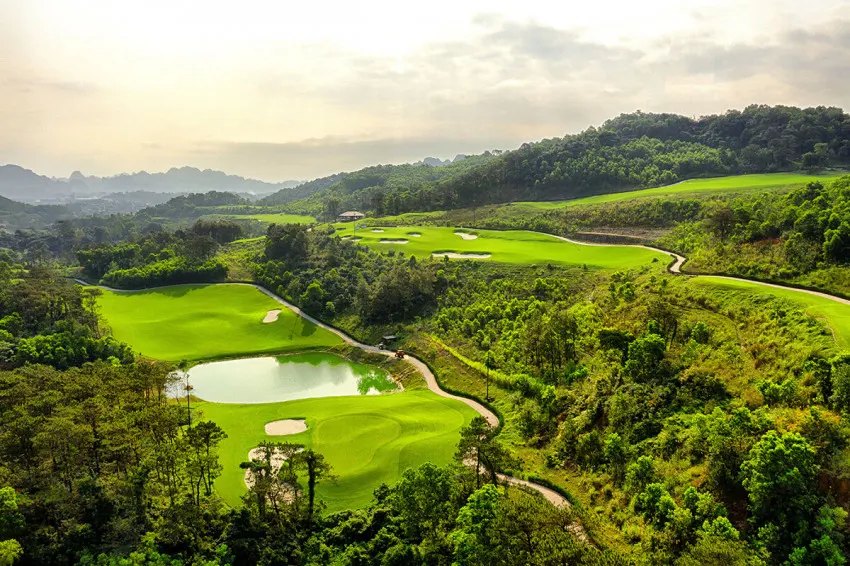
0,164 -> 301,203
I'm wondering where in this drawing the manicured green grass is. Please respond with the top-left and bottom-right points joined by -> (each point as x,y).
690,277 -> 850,348
197,389 -> 477,512
209,212 -> 316,224
97,284 -> 341,361
513,172 -> 844,210
332,225 -> 668,269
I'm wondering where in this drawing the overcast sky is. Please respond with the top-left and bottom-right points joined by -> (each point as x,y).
2,0 -> 849,182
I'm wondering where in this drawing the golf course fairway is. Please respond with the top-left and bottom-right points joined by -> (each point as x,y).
690,277 -> 850,347
209,212 -> 316,225
97,284 -> 342,361
513,172 -> 843,210
197,389 -> 478,512
332,225 -> 668,269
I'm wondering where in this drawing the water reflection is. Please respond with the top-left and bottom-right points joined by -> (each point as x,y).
174,353 -> 396,404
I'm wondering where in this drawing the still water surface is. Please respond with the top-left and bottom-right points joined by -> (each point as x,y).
180,353 -> 396,404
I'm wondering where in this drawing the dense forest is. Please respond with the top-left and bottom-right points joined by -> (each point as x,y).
242,227 -> 850,565
4,103 -> 850,564
259,105 -> 850,217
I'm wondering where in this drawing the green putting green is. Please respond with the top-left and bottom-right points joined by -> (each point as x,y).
97,284 -> 341,361
513,172 -> 844,210
332,225 -> 668,269
197,389 -> 477,512
690,277 -> 850,348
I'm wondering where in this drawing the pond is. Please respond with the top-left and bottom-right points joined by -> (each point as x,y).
175,353 -> 397,404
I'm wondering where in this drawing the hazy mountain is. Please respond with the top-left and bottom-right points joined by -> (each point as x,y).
67,167 -> 299,195
0,164 -> 300,202
0,165 -> 59,201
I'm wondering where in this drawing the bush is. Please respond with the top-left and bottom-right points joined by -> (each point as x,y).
100,257 -> 228,289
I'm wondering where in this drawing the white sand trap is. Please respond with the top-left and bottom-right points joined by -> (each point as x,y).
379,239 -> 408,244
371,228 -> 385,233
455,232 -> 478,240
350,237 -> 362,241
263,309 -> 282,323
432,252 -> 491,259
407,232 -> 422,237
265,419 -> 307,435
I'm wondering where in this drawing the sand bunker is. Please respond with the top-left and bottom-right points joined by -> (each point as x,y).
371,229 -> 385,233
455,232 -> 478,240
244,445 -> 303,489
407,232 -> 422,237
265,419 -> 307,435
432,252 -> 491,259
263,309 -> 282,323
379,239 -> 408,244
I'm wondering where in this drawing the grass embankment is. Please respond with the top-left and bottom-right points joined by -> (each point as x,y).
197,389 -> 478,512
514,172 -> 844,210
690,276 -> 850,348
331,225 -> 668,270
97,284 -> 341,361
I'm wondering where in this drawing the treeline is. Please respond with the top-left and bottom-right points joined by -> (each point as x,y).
0,264 -> 132,369
0,355 -> 604,565
266,105 -> 850,216
259,155 -> 498,217
76,220 -> 241,289
255,224 -> 446,323
431,265 -> 850,564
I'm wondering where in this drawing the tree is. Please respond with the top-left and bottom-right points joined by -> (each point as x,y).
455,417 -> 517,488
741,431 -> 819,558
623,333 -> 667,382
389,463 -> 459,542
292,449 -> 334,523
706,205 -> 736,242
449,484 -> 502,566
604,433 -> 629,485
831,364 -> 850,414
484,349 -> 494,401
0,487 -> 23,566
185,421 -> 227,504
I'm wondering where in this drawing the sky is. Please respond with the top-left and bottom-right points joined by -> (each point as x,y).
1,0 -> 849,182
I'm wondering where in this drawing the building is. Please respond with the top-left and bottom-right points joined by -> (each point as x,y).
338,211 -> 365,222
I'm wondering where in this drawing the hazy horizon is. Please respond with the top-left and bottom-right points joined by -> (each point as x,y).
3,0 -> 849,183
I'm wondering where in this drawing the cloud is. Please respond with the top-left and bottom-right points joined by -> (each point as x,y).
185,136 -> 517,181
2,4 -> 850,181
2,76 -> 99,94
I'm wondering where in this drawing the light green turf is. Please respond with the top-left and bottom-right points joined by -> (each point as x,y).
513,172 -> 844,210
197,389 -> 477,512
208,212 -> 316,224
97,284 -> 341,361
332,225 -> 668,269
690,277 -> 850,348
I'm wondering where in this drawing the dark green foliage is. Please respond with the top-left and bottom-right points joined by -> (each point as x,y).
0,266 -> 133,369
100,257 -> 228,289
256,225 -> 443,322
78,229 -> 229,289
267,106 -> 850,216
